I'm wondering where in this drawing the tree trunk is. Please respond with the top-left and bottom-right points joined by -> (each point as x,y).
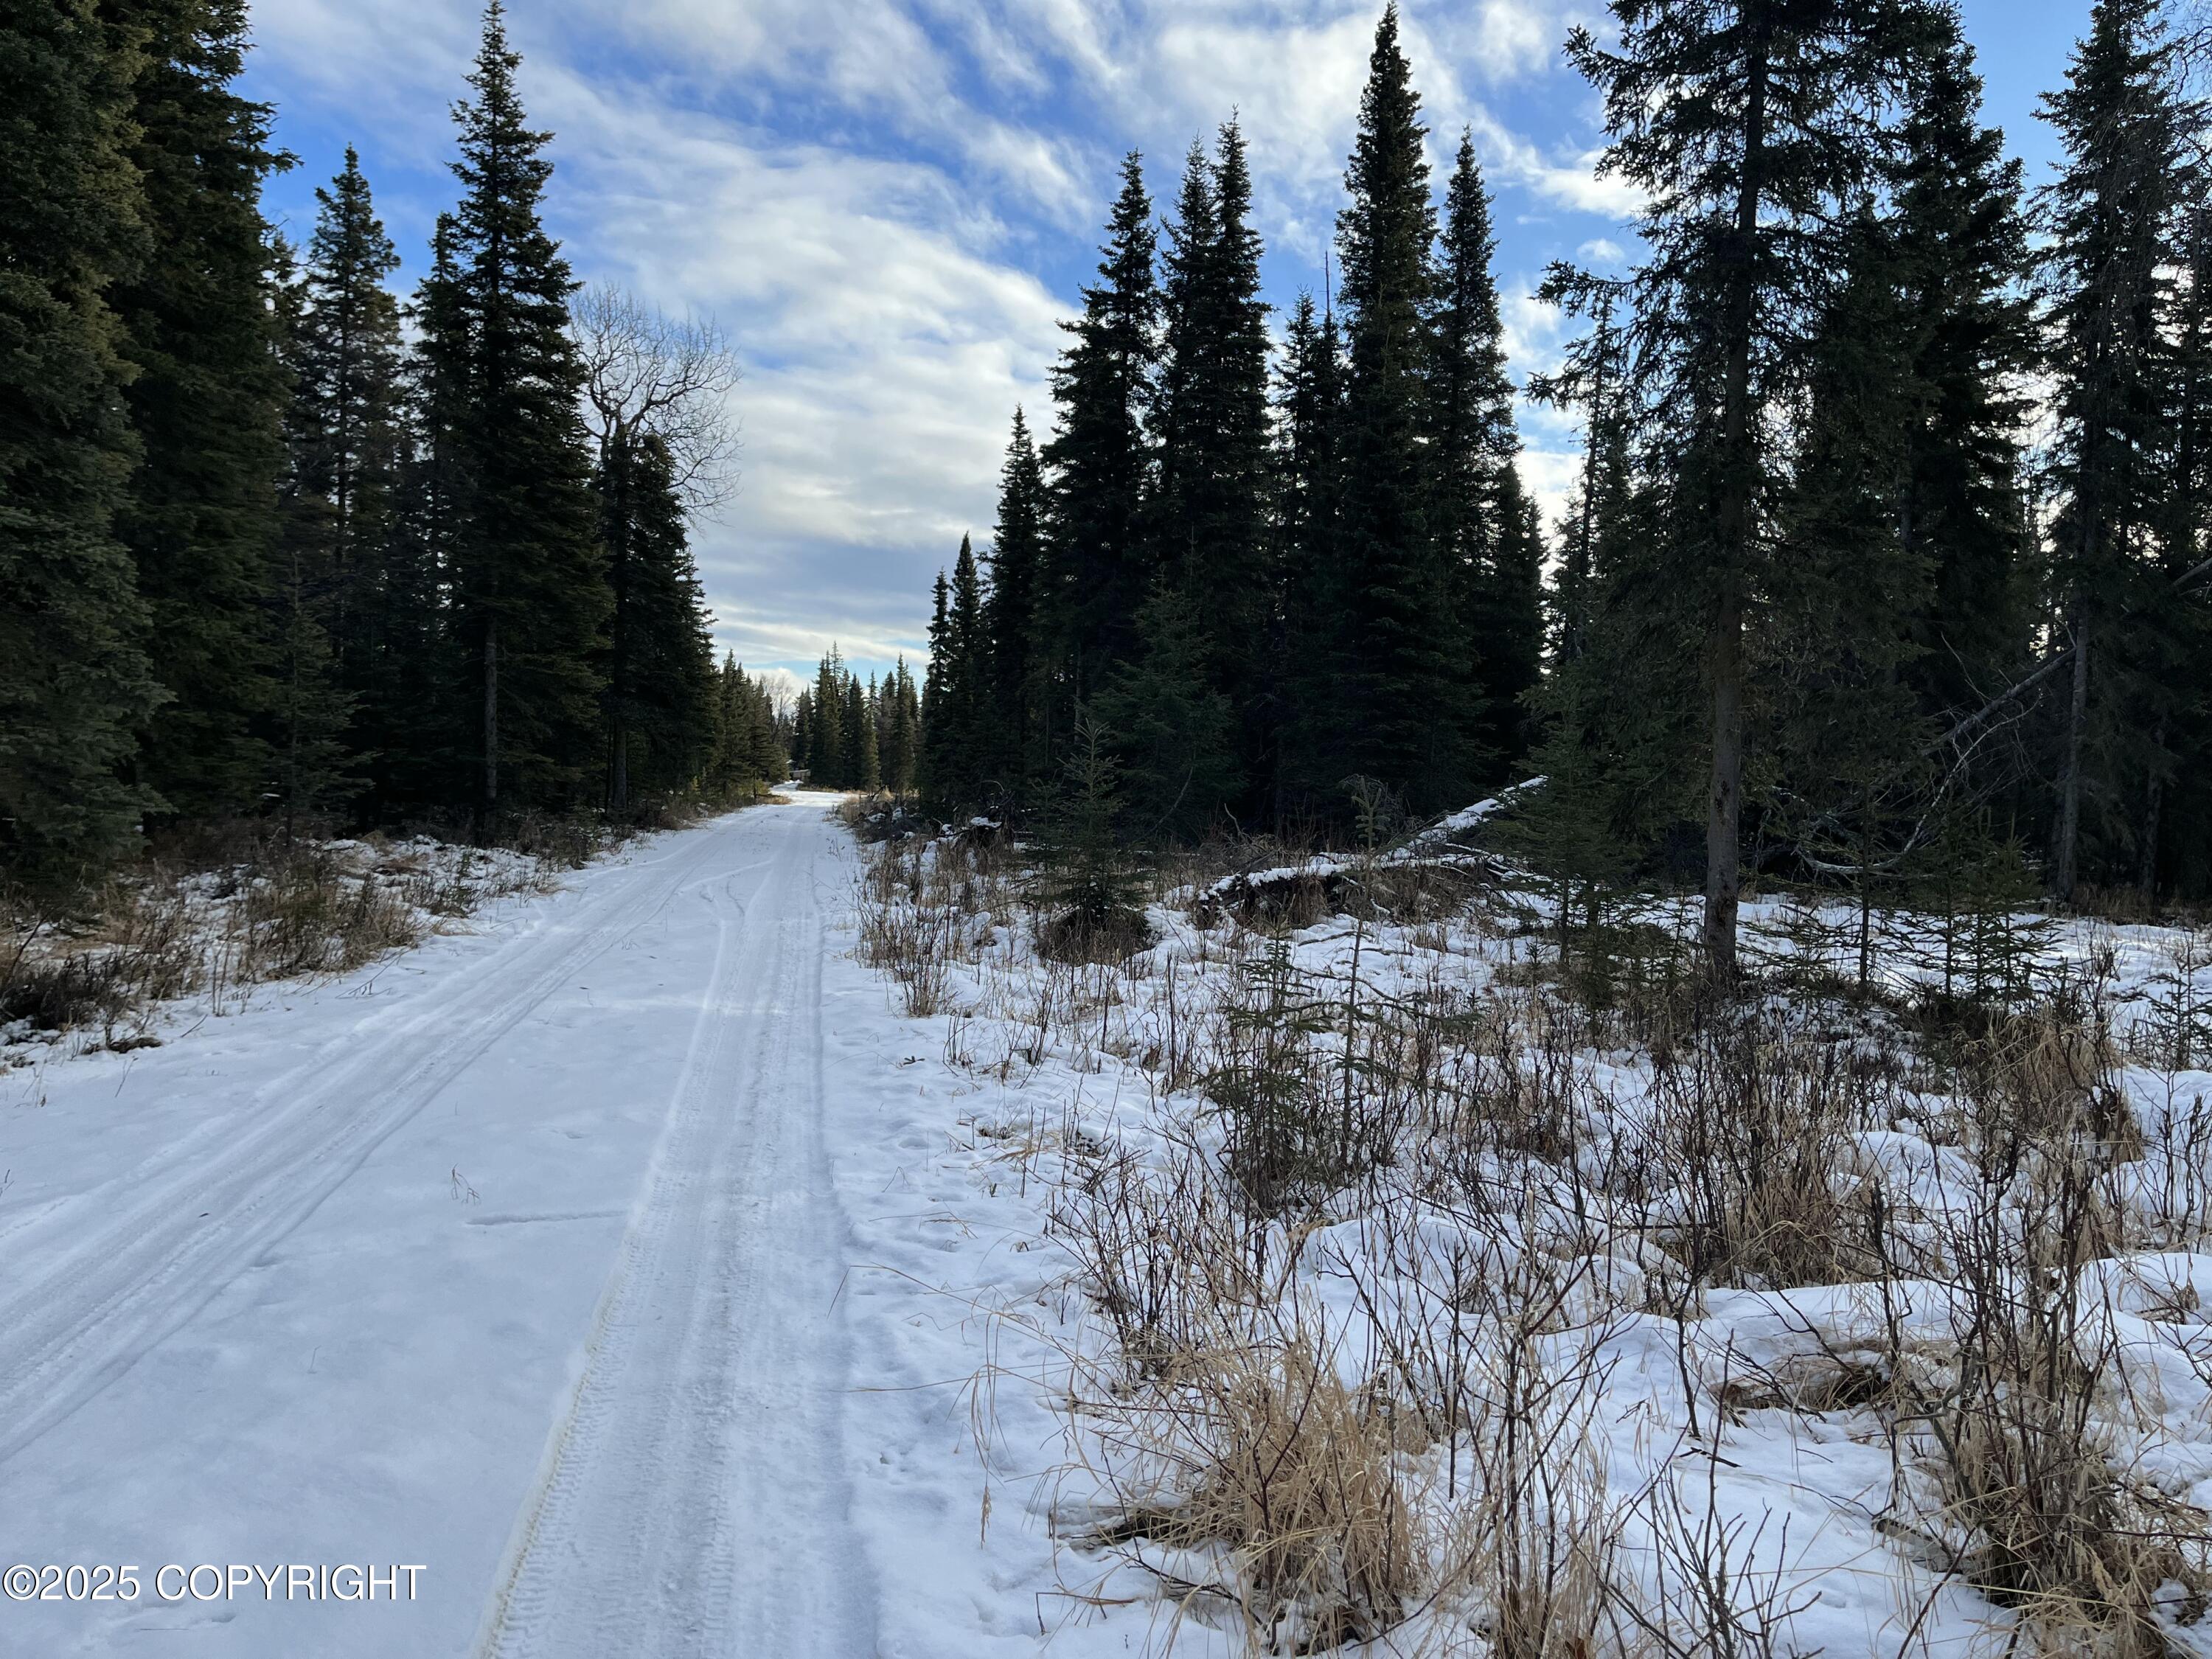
481,616 -> 499,830
2139,722 -> 2166,905
1704,591 -> 1745,980
2053,612 -> 2089,902
1703,15 -> 1768,985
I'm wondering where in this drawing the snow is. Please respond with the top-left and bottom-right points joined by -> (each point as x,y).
0,797 -> 1024,1655
7,791 -> 2212,1656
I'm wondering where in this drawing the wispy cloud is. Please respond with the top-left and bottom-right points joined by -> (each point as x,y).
248,0 -> 1642,678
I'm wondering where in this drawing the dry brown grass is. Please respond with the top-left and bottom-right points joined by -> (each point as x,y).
1077,1322 -> 1421,1654
3,833 -> 558,1053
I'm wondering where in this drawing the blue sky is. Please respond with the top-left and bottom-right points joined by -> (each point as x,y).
242,0 -> 2095,700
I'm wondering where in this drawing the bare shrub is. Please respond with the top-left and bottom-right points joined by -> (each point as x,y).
857,869 -> 956,1018
229,847 -> 423,980
1884,1098 -> 2212,1654
1077,1318 -> 1420,1654
1626,1013 -> 1891,1293
1451,1259 -> 1630,1659
1621,1437 -> 1820,1659
2,881 -> 201,1046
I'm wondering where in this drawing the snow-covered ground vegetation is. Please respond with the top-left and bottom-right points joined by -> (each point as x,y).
1,828 -> 587,1065
849,807 -> 2212,1658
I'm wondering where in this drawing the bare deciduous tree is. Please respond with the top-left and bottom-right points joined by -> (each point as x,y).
571,283 -> 741,515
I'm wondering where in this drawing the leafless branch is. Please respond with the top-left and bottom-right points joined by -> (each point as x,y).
571,283 -> 742,517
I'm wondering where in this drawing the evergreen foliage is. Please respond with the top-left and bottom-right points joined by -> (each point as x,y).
1152,124 -> 1274,795
2037,0 -> 2195,900
420,1 -> 608,823
1096,582 -> 1242,845
1564,0 -> 1936,975
0,0 -> 164,880
1043,156 -> 1161,717
981,411 -> 1047,796
1429,131 -> 1532,782
14,0 -> 2212,933
108,0 -> 292,821
597,430 -> 717,805
1331,5 -> 1464,813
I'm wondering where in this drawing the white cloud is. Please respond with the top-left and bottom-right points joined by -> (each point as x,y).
249,0 -> 1639,677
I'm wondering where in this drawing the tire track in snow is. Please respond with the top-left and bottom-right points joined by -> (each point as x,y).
477,810 -> 879,1658
0,818 -> 759,1467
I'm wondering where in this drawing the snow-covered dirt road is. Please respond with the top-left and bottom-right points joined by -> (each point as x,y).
0,796 -> 1035,1658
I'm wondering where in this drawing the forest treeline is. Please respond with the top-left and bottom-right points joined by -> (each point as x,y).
905,0 -> 2212,973
2,0 -> 785,891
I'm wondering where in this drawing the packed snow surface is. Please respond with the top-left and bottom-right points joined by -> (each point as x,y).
0,797 -> 1032,1655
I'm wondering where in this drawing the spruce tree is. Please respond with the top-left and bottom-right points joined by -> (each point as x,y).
1152,122 -> 1275,809
810,649 -> 846,787
1567,0 -> 1933,977
1428,130 -> 1531,782
2141,203 -> 2212,899
597,431 -> 716,805
917,577 -> 949,804
1762,214 -> 1938,911
945,535 -> 987,805
1097,582 -> 1242,844
790,685 -> 815,779
108,0 -> 291,821
1275,291 -> 1347,815
287,147 -> 424,818
1043,156 -> 1160,720
882,659 -> 919,795
1333,5 -> 1465,813
1891,25 -> 2037,722
421,1 -> 608,823
2038,0 -> 2192,900
0,0 -> 165,880
846,672 -> 880,791
1529,265 -> 1632,670
981,411 -> 1047,795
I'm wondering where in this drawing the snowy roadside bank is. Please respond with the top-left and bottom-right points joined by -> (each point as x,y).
840,820 -> 2212,1658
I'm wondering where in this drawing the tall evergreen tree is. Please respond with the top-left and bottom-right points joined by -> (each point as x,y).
0,0 -> 165,880
1152,122 -> 1274,799
945,535 -> 987,805
108,0 -> 291,821
1891,24 -> 2037,723
917,577 -> 949,803
882,658 -> 919,795
810,648 -> 846,787
846,672 -> 880,791
1429,131 -> 1536,781
1529,265 -> 1632,669
2140,201 -> 2212,899
1043,156 -> 1161,725
1275,291 -> 1348,814
2037,0 -> 2192,900
981,409 -> 1047,796
597,430 -> 716,805
1761,213 -> 1938,900
279,150 -> 415,827
1567,0 -> 1933,977
420,1 -> 608,824
1333,5 -> 1465,813
289,150 -> 406,676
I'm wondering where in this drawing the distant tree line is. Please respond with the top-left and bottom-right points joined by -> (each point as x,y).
791,648 -> 919,795
913,0 -> 2212,972
2,0 -> 785,891
917,12 -> 1541,843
